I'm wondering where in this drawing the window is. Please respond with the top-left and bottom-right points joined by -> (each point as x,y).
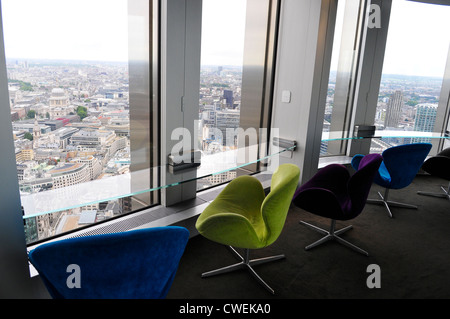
320,0 -> 366,156
197,0 -> 279,189
370,0 -> 450,153
197,0 -> 247,190
2,0 -> 159,245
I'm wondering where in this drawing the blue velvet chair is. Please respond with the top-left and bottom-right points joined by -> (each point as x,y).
292,154 -> 382,256
351,143 -> 432,218
417,147 -> 450,200
28,226 -> 189,299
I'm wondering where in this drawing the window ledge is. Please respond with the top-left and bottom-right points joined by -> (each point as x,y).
318,155 -> 353,168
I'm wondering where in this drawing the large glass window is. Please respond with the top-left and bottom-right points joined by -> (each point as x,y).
197,0 -> 246,189
370,0 -> 450,153
197,0 -> 279,189
2,0 -> 158,245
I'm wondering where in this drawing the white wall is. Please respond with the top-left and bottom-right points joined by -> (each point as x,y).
271,0 -> 327,184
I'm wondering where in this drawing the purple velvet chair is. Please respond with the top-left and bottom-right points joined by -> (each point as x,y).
292,154 -> 382,256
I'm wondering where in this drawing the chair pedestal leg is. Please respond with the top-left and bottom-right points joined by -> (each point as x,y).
300,219 -> 368,256
201,246 -> 284,295
417,181 -> 450,200
367,188 -> 417,218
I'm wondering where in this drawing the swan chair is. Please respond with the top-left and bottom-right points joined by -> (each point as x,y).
417,147 -> 450,200
351,143 -> 432,218
293,154 -> 382,256
28,226 -> 189,299
195,163 -> 300,294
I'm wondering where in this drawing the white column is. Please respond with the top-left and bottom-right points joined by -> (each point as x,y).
270,0 -> 328,184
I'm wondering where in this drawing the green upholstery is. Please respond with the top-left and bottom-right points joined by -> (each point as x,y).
196,163 -> 300,250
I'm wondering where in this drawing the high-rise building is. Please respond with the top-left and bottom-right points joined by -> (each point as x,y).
412,103 -> 437,143
215,109 -> 240,146
223,89 -> 233,107
384,90 -> 404,129
413,103 -> 437,132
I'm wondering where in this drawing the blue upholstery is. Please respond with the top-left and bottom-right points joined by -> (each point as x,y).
351,143 -> 432,217
352,143 -> 432,190
28,226 -> 189,299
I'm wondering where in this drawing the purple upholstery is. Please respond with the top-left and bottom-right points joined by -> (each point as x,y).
293,154 -> 382,221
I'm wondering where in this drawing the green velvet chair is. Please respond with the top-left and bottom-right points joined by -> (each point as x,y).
195,163 -> 300,294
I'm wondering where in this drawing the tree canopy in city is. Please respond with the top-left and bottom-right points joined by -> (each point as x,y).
76,105 -> 88,120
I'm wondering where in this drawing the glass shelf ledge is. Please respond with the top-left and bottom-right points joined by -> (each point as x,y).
22,145 -> 296,219
22,131 -> 449,220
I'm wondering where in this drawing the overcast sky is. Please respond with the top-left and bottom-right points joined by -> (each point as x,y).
0,0 -> 247,65
381,0 -> 450,77
1,0 -> 449,76
1,0 -> 129,62
200,0 -> 246,66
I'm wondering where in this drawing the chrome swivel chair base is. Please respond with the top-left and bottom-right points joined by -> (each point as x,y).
417,182 -> 450,201
300,219 -> 369,256
201,246 -> 285,295
367,188 -> 417,218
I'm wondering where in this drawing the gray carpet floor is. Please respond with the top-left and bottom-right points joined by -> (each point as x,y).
167,174 -> 450,299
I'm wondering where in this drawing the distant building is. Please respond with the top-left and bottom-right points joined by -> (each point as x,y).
215,109 -> 240,146
48,88 -> 74,119
223,90 -> 234,107
52,126 -> 79,148
412,103 -> 437,143
413,103 -> 437,132
12,121 -> 51,135
49,88 -> 69,108
70,129 -> 116,149
71,155 -> 102,180
384,90 -> 403,128
38,119 -> 64,131
56,114 -> 81,125
49,162 -> 89,189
